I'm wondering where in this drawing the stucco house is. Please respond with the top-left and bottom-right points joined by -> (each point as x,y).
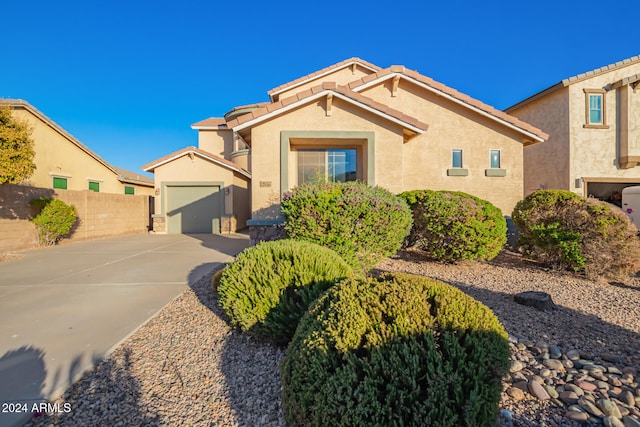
143,58 -> 548,236
2,99 -> 154,195
506,54 -> 640,200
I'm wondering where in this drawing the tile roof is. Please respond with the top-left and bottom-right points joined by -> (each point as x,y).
191,117 -> 227,128
225,81 -> 429,134
142,146 -> 251,178
267,57 -> 382,101
1,99 -> 154,184
347,66 -> 548,142
506,54 -> 640,112
561,54 -> 640,85
111,166 -> 154,186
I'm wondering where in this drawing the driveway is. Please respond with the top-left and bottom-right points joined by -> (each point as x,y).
0,233 -> 249,427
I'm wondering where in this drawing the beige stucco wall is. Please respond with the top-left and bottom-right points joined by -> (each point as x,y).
361,80 -> 528,215
248,97 -> 405,219
198,129 -> 234,158
507,88 -> 571,195
510,60 -> 640,197
568,63 -> 640,191
274,65 -> 376,100
248,85 -> 530,218
10,106 -> 153,196
151,154 -> 250,228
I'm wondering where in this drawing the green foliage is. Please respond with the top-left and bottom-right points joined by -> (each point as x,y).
281,272 -> 510,427
0,105 -> 36,184
281,181 -> 413,274
512,190 -> 640,278
400,190 -> 507,262
216,239 -> 352,345
29,198 -> 77,246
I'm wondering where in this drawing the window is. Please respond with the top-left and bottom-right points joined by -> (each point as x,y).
53,177 -> 68,190
452,149 -> 463,168
490,150 -> 501,168
88,181 -> 100,192
589,94 -> 602,124
124,186 -> 135,195
584,89 -> 608,128
298,149 -> 357,184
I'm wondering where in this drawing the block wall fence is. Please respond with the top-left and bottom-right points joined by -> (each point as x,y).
0,183 -> 153,252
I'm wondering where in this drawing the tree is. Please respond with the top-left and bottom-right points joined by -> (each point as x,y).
0,104 -> 36,184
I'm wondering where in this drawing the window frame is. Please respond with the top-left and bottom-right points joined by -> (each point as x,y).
451,149 -> 463,168
124,185 -> 135,195
490,149 -> 501,169
583,89 -> 609,129
296,147 -> 360,185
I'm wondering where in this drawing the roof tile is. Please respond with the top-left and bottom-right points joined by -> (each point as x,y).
267,57 -> 382,99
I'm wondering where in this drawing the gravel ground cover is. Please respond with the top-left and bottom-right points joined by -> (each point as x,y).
27,249 -> 640,427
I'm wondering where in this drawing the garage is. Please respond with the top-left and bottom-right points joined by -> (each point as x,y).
166,184 -> 222,234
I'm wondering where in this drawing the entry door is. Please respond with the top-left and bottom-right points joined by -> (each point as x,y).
166,185 -> 221,233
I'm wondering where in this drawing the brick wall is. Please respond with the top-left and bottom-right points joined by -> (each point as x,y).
0,184 -> 153,252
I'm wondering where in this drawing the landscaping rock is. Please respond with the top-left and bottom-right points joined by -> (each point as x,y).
513,291 -> 557,311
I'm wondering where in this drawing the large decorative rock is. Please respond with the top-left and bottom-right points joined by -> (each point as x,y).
514,291 -> 557,311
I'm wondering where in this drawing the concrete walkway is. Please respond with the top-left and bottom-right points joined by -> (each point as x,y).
0,233 -> 249,427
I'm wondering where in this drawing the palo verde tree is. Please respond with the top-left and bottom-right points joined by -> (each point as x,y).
0,104 -> 36,184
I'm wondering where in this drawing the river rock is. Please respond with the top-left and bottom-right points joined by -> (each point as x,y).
598,399 -> 623,418
528,380 -> 550,400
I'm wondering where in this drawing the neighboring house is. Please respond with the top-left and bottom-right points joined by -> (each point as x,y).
143,58 -> 547,236
506,55 -> 640,200
1,99 -> 154,195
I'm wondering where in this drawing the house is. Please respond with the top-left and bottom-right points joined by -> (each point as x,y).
143,58 -> 548,237
506,54 -> 640,201
1,99 -> 154,195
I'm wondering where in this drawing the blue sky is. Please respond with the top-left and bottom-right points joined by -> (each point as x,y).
3,0 -> 638,176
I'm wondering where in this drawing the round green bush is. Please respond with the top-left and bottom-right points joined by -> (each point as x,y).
512,190 -> 640,278
216,239 -> 352,345
281,272 -> 510,427
29,197 -> 77,246
399,190 -> 507,262
281,181 -> 413,274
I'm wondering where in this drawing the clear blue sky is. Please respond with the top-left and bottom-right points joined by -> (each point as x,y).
3,0 -> 638,176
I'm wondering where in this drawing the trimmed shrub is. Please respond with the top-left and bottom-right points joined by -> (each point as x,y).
29,197 -> 77,246
512,190 -> 640,278
281,272 -> 510,427
216,239 -> 352,345
281,181 -> 412,274
400,190 -> 507,262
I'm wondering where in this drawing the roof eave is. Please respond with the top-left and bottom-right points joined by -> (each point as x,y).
352,72 -> 546,142
232,90 -> 426,135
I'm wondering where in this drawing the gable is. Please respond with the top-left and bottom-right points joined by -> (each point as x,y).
267,58 -> 381,102
507,54 -> 640,112
227,82 -> 428,145
142,146 -> 251,179
350,67 -> 548,145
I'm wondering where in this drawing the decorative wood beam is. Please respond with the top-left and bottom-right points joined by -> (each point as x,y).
351,63 -> 357,74
326,93 -> 333,116
391,75 -> 400,97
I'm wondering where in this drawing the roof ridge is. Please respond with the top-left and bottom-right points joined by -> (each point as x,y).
267,57 -> 382,99
562,54 -> 640,85
1,99 -> 156,178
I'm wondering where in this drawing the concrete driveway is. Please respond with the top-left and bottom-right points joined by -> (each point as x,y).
0,233 -> 249,427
